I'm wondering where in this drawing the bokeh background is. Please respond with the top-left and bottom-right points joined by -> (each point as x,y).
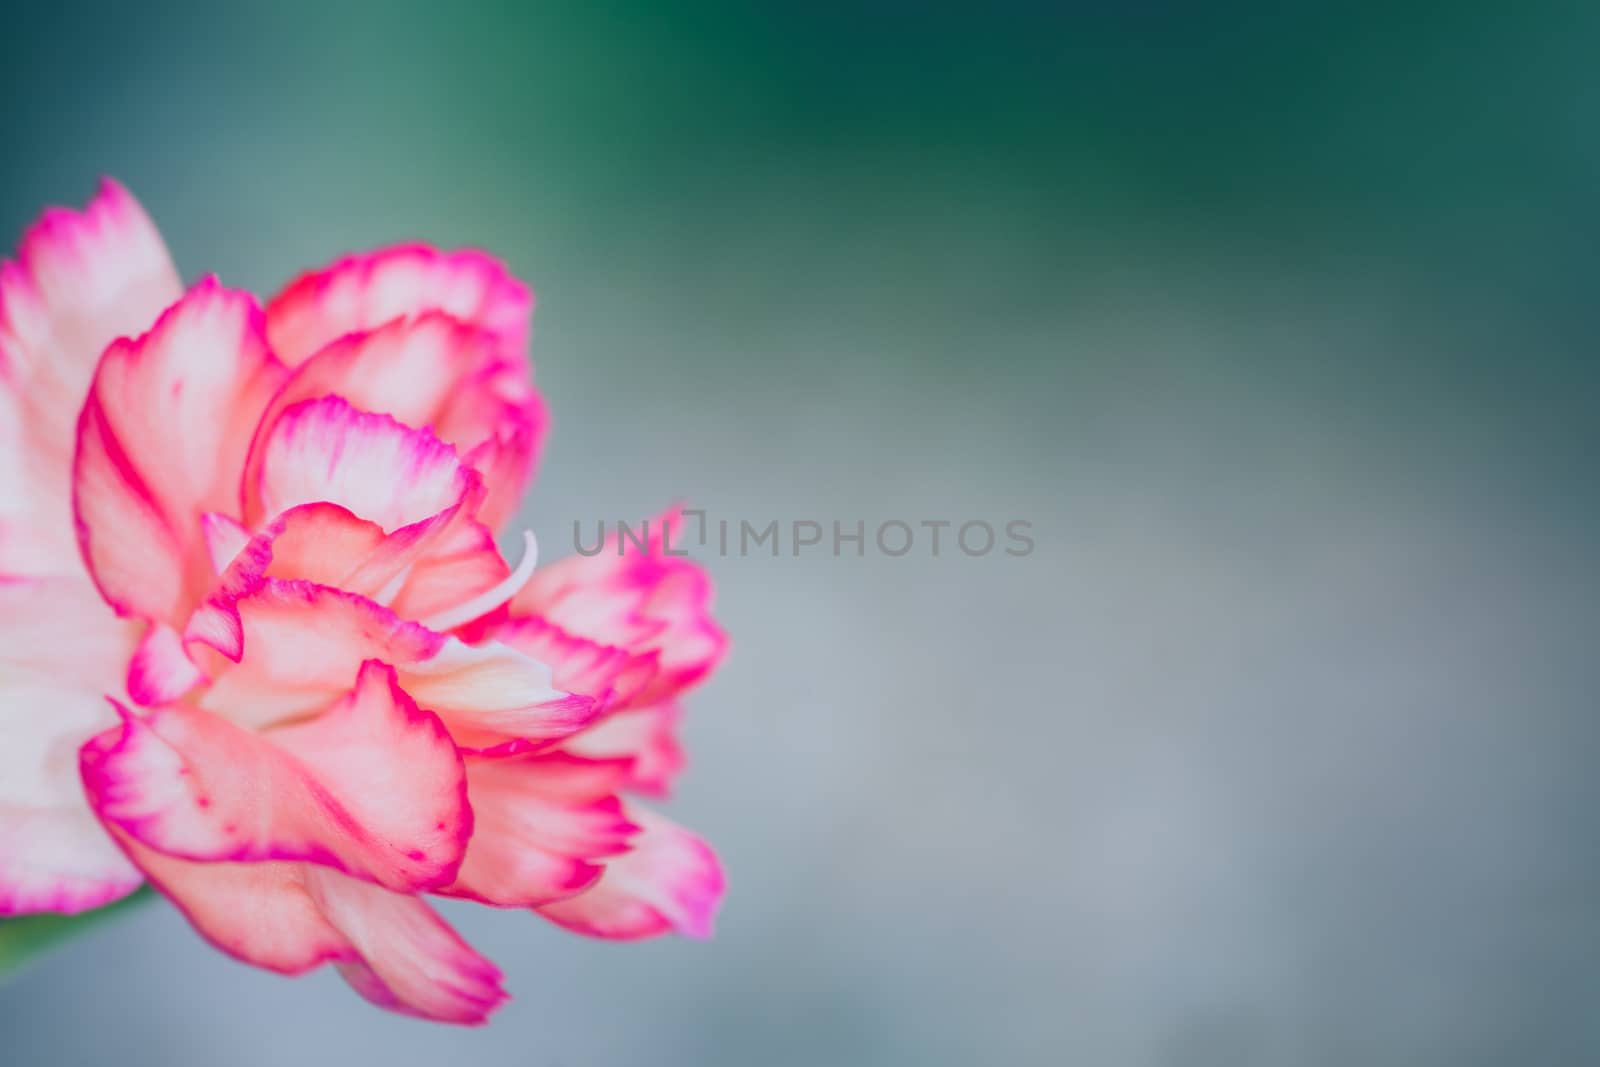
3,3 -> 1599,1064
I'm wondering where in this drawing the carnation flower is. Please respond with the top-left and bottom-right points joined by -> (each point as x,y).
0,180 -> 726,1023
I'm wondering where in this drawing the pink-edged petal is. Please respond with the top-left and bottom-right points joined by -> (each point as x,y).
411,529 -> 539,634
261,505 -> 481,616
100,836 -> 507,1023
265,311 -> 500,425
242,312 -> 544,535
0,576 -> 143,914
126,622 -> 203,706
385,518 -> 510,625
0,180 -> 182,401
455,385 -> 545,533
94,832 -> 351,974
444,753 -> 637,908
492,615 -> 656,711
232,398 -> 487,620
0,806 -> 143,916
73,280 -> 287,623
188,502 -> 477,653
83,662 -> 469,891
252,395 -> 482,532
537,807 -> 723,940
247,503 -> 387,588
564,701 -> 687,799
185,578 -> 438,709
511,508 -> 727,708
435,357 -> 541,446
305,866 -> 508,1025
267,664 -> 471,888
265,245 -> 531,368
0,179 -> 182,578
400,638 -> 598,752
188,579 -> 595,745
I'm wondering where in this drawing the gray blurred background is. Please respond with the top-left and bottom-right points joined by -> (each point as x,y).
3,2 -> 1599,1064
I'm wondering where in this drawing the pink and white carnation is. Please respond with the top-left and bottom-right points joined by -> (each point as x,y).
0,180 -> 727,1024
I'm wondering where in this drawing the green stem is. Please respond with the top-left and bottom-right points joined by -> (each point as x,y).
0,886 -> 156,982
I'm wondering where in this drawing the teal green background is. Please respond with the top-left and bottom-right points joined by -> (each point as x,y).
2,3 -> 1598,1064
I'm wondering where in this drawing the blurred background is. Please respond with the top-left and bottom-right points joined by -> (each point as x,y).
3,2 -> 1599,1064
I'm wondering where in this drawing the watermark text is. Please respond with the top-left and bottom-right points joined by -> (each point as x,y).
573,512 -> 1034,559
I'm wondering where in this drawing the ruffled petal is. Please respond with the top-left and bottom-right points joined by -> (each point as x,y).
0,805 -> 144,916
126,622 -> 204,706
0,577 -> 142,913
238,504 -> 389,591
306,866 -> 507,1024
0,179 -> 181,578
92,835 -> 350,974
511,508 -> 726,708
224,398 -> 493,622
82,662 -> 468,891
537,807 -> 723,940
492,616 -> 654,711
444,753 -> 636,908
190,501 -> 488,648
252,395 -> 482,532
563,701 -> 686,799
265,245 -> 531,368
98,838 -> 506,1023
242,313 -> 542,520
384,518 -> 510,625
454,385 -> 544,533
188,579 -> 596,746
73,280 -> 287,623
401,638 -> 599,753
